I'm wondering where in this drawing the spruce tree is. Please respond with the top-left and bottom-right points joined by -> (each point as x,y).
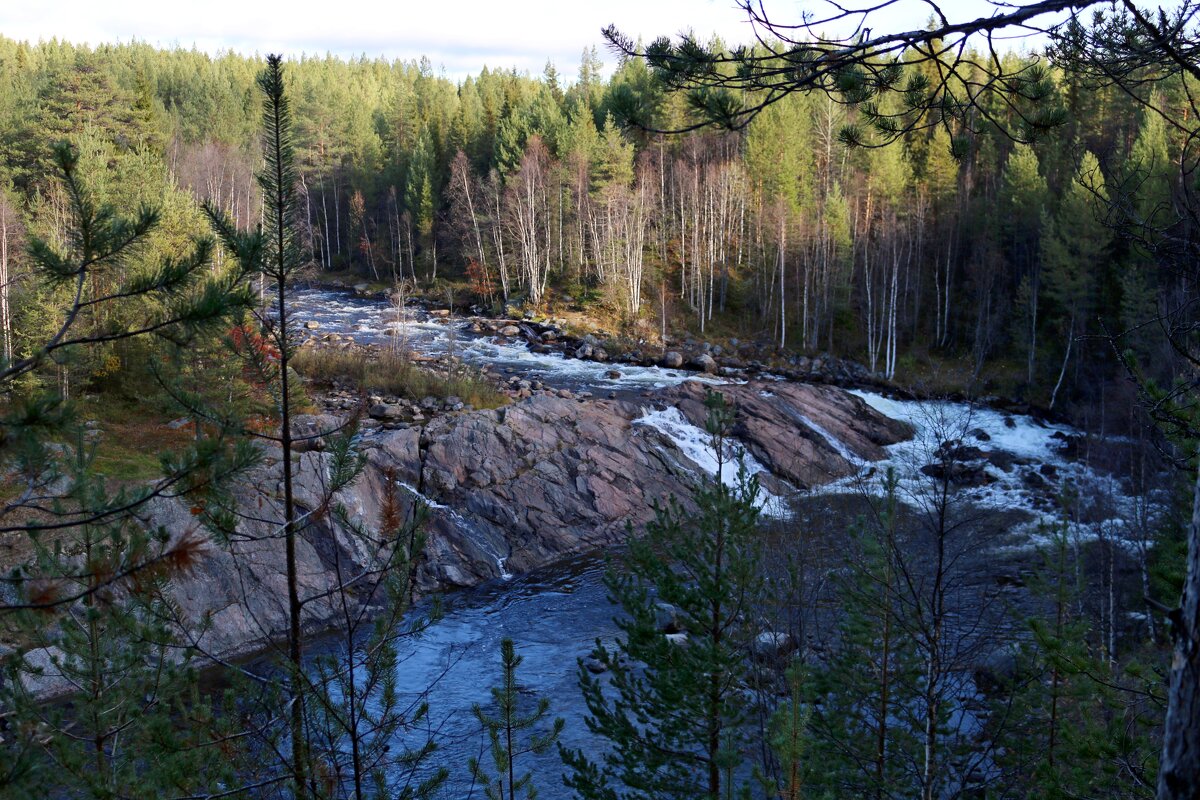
562,389 -> 763,800
1040,149 -> 1111,408
1001,143 -> 1049,386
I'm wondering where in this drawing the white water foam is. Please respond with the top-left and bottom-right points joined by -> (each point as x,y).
634,406 -> 789,518
291,289 -> 733,392
396,481 -> 512,580
396,481 -> 448,510
795,412 -> 861,464
829,391 -> 1163,551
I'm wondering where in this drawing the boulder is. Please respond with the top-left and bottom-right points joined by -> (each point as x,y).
661,351 -> 684,369
291,413 -> 346,451
751,631 -> 797,661
936,440 -> 986,462
1022,470 -> 1050,491
499,325 -> 521,337
655,602 -> 682,633
368,404 -> 403,421
920,461 -> 995,487
973,644 -> 1025,694
985,450 -> 1017,472
692,353 -> 718,374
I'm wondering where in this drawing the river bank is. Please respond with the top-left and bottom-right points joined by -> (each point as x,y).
18,287 -> 1158,701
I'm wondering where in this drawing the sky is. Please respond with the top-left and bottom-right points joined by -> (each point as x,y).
0,1 -> 1055,82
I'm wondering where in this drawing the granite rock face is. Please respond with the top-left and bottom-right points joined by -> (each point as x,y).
145,381 -> 910,663
662,381 -> 914,488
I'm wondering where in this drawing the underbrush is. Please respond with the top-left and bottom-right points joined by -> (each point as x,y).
292,346 -> 507,409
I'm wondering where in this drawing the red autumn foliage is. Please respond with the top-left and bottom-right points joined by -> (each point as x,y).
465,258 -> 494,301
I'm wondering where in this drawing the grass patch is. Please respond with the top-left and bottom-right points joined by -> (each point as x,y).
293,346 -> 507,410
77,397 -> 196,482
0,395 -> 203,572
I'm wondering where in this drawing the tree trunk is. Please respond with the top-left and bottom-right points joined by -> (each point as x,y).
0,209 -> 11,364
1157,453 -> 1200,799
1049,313 -> 1075,410
778,213 -> 786,350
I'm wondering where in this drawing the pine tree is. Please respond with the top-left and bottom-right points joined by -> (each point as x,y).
2,445 -> 238,799
767,662 -> 812,800
304,471 -> 449,800
804,470 -> 921,799
0,139 -> 255,797
996,511 -> 1162,798
469,637 -> 564,800
1,138 -> 254,600
203,53 -> 315,797
562,389 -> 764,800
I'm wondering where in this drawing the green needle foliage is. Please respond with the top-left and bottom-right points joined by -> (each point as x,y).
469,637 -> 564,800
767,662 -> 812,800
802,470 -> 923,798
202,53 -> 315,797
0,127 -> 257,798
303,471 -> 448,800
563,389 -> 764,800
0,437 -> 240,799
995,511 -> 1163,799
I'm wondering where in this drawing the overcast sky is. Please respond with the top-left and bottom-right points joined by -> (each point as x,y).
1,1 -> 1051,82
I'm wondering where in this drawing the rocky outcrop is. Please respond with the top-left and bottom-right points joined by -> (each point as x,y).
141,380 -> 911,664
662,381 -> 914,488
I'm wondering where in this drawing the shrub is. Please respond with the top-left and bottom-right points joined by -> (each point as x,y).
292,346 -> 506,409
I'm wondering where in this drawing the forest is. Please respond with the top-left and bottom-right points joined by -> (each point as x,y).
0,27 -> 1184,419
1,1 -> 1199,798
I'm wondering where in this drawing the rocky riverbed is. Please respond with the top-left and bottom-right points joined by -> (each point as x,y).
152,379 -> 911,667
20,288 -> 1158,701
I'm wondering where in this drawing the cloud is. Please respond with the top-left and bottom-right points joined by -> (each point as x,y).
1,0 -> 752,80
0,0 -> 1053,81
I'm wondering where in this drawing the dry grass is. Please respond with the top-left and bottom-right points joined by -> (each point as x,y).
292,346 -> 507,409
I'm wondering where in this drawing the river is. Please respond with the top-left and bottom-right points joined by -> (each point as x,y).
353,555 -> 614,795
290,288 -> 1154,793
289,287 -> 729,395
